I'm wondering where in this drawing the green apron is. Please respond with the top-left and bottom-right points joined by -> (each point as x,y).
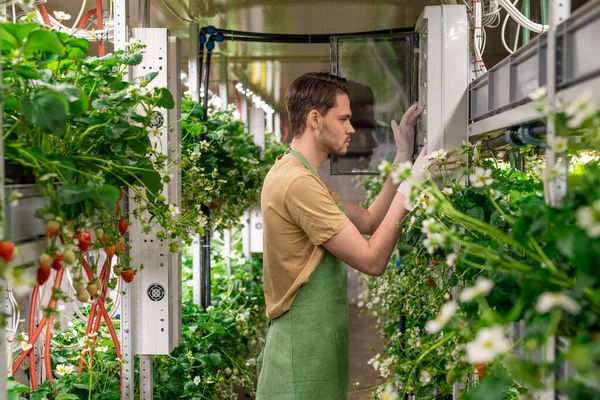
256,149 -> 349,400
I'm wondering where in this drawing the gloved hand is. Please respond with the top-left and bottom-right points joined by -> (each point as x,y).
391,104 -> 425,164
397,148 -> 460,197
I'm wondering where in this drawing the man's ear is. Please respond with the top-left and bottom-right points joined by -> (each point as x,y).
308,110 -> 320,129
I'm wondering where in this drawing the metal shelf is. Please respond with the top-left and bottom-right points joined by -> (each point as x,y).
469,0 -> 600,138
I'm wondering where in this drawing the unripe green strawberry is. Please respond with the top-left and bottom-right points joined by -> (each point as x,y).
73,279 -> 86,293
77,290 -> 90,303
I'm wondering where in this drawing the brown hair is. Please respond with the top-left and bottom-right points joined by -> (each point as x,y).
285,72 -> 349,138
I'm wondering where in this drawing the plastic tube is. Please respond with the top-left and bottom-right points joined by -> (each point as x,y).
96,0 -> 105,56
71,0 -> 88,30
522,0 -> 530,44
540,0 -> 548,25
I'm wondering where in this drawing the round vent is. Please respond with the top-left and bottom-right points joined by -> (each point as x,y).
147,284 -> 165,302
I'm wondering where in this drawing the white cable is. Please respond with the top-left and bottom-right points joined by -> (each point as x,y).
513,19 -> 521,52
498,0 -> 548,33
502,6 -> 515,53
70,0 -> 88,30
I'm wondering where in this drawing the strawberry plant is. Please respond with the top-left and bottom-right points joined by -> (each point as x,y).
356,92 -> 600,399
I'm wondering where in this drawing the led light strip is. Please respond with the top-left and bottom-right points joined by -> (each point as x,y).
235,82 -> 275,114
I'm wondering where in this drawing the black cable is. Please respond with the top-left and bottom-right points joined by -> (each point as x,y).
210,26 -> 415,40
199,50 -> 212,311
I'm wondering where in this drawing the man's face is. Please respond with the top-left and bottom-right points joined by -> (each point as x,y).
317,93 -> 355,156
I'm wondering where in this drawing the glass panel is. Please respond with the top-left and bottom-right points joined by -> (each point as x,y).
330,34 -> 416,175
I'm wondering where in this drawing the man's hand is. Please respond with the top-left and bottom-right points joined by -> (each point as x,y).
391,104 -> 425,164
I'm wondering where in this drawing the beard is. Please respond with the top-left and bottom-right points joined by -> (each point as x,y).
319,122 -> 348,156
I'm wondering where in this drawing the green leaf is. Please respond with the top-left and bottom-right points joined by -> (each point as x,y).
464,376 -> 513,400
56,394 -> 80,400
142,72 -> 159,83
24,29 -> 65,56
156,87 -> 175,109
58,185 -> 93,204
466,206 -> 485,220
91,97 -> 113,110
0,26 -> 19,52
121,52 -> 143,65
21,92 -> 68,134
38,69 -> 54,82
3,23 -> 38,43
52,83 -> 82,102
7,377 -> 30,393
140,170 -> 162,201
94,185 -> 120,214
15,65 -> 40,79
105,125 -> 128,140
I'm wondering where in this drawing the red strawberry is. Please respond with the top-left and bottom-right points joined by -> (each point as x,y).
75,230 -> 92,252
36,266 -> 51,285
46,221 -> 60,239
105,245 -> 116,260
475,363 -> 487,380
0,241 -> 15,262
118,220 -> 128,235
52,253 -> 63,270
121,269 -> 134,283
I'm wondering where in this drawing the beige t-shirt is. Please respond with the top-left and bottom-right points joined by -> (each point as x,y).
261,155 -> 349,319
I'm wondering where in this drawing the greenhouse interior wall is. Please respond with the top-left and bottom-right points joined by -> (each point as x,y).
1,0 -> 599,399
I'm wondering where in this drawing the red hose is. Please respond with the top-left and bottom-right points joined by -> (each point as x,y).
96,0 -> 105,57
78,10 -> 97,29
27,284 -> 40,388
37,5 -> 51,26
43,268 -> 64,383
44,316 -> 54,383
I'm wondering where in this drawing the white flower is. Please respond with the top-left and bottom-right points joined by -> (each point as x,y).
96,346 -> 109,353
420,218 -> 439,236
193,376 -> 201,385
55,364 -> 75,376
378,160 -> 392,174
53,11 -> 72,21
575,200 -> 600,238
425,319 -> 443,335
536,292 -> 581,314
168,204 -> 180,218
470,168 -> 494,188
439,301 -> 457,321
391,161 -> 412,184
21,342 -> 32,351
459,277 -> 494,302
8,190 -> 23,207
442,187 -> 453,196
381,384 -> 398,400
423,233 -> 444,254
528,86 -> 547,101
446,253 -> 458,267
200,140 -> 210,151
428,149 -> 448,161
419,370 -> 432,384
426,301 -> 457,334
465,326 -> 511,364
550,136 -> 568,153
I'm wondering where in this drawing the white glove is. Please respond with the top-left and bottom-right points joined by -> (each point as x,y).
391,104 -> 425,164
397,148 -> 460,197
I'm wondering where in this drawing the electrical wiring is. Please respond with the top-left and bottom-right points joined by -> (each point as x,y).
71,0 -> 87,30
501,0 -> 521,54
498,0 -> 548,32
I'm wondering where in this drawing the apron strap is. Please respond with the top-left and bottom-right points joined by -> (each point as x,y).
286,148 -> 318,176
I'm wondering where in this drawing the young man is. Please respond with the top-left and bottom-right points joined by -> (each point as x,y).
256,72 -> 431,399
